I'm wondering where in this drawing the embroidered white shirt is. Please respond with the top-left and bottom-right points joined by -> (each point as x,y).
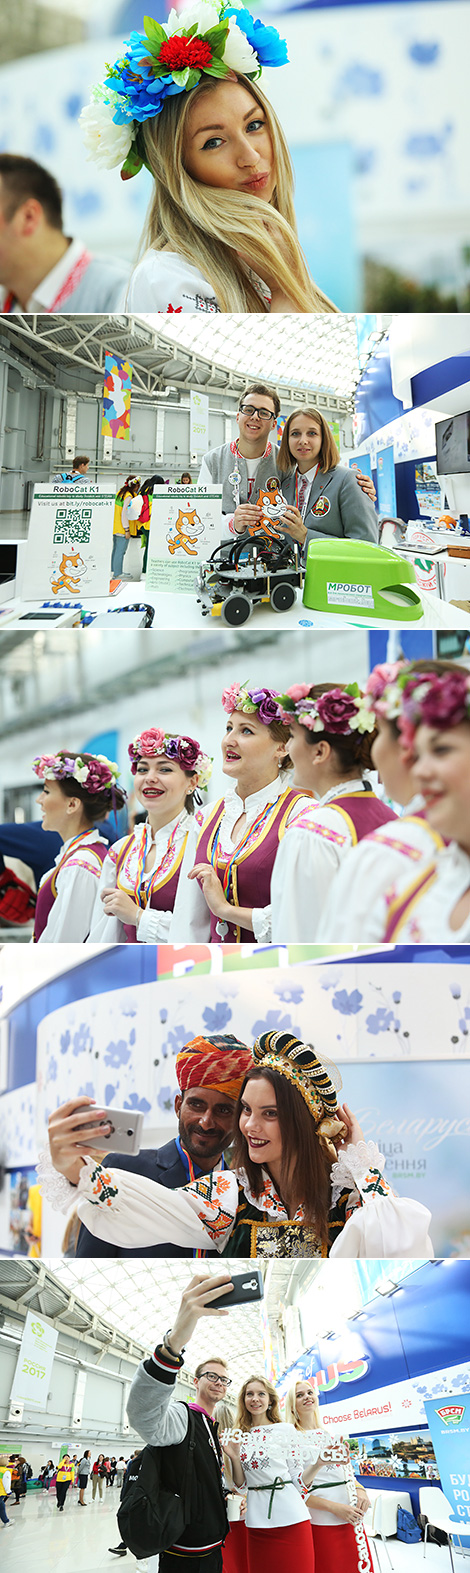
169,772 -> 311,943
87,811 -> 191,945
34,829 -> 108,944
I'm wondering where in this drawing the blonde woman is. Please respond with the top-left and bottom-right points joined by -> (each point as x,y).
80,2 -> 336,315
285,1379 -> 372,1573
276,409 -> 378,550
221,1375 -> 315,1573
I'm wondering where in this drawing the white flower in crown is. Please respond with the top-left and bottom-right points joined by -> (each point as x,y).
166,1 -> 221,34
73,759 -> 89,785
348,697 -> 376,735
80,92 -> 135,170
223,16 -> 258,73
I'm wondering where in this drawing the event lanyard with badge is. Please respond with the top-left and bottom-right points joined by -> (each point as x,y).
295,464 -> 331,519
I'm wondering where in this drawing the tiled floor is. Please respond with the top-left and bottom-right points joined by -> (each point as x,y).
1,1488 -> 468,1573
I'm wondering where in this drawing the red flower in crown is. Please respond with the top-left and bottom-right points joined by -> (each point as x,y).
159,36 -> 213,69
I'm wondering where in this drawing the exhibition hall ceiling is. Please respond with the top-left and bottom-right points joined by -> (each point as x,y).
148,313 -> 375,398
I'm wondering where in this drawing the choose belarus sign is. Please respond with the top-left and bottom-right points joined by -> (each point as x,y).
10,1310 -> 58,1410
425,1394 -> 470,1523
22,485 -> 115,600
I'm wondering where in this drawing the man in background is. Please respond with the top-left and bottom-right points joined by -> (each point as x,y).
0,155 -> 127,312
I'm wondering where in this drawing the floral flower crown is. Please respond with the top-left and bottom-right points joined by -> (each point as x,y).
128,727 -> 212,789
364,661 -> 411,722
275,683 -> 376,737
80,0 -> 288,182
399,669 -> 470,744
33,752 -> 121,794
222,681 -> 288,727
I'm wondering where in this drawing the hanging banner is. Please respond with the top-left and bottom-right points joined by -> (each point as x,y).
10,1310 -> 58,1410
22,485 -> 116,600
145,484 -> 223,593
190,390 -> 209,453
425,1394 -> 470,1523
102,354 -> 133,441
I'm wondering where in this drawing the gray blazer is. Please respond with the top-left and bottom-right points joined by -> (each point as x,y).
280,466 -> 378,557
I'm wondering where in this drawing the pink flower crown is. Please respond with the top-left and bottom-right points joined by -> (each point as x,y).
364,661 -> 411,721
222,682 -> 289,727
128,727 -> 212,789
33,752 -> 121,794
276,683 -> 376,737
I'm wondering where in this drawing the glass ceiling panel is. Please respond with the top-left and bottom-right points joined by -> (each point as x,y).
138,313 -> 379,399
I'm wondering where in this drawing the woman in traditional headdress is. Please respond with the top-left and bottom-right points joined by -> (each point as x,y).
39,1031 -> 433,1259
170,683 -> 311,943
80,3 -> 336,315
88,727 -> 212,943
32,750 -> 125,942
270,681 -> 397,941
319,661 -> 448,942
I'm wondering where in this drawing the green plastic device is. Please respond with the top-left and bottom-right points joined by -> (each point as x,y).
302,539 -> 424,621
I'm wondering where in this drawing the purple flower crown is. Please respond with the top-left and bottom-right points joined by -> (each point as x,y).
276,683 -> 376,737
221,682 -> 288,727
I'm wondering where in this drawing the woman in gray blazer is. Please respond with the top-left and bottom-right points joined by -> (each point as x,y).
276,408 -> 378,559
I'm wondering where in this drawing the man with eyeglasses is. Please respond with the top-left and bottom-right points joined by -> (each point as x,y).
125,1272 -> 235,1573
198,383 -> 282,531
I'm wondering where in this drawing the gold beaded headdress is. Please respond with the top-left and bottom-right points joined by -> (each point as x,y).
251,1030 -> 347,1157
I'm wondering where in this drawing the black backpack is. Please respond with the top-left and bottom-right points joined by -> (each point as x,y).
117,1411 -> 197,1558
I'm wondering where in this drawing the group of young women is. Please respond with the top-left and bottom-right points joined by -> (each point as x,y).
220,1373 -> 371,1573
80,0 -> 336,314
30,657 -> 470,945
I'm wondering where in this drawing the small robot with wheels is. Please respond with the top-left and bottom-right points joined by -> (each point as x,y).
196,530 -> 304,625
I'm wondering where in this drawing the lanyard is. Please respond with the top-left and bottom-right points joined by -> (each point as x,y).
210,802 -> 274,901
175,1139 -> 225,1259
133,821 -> 179,909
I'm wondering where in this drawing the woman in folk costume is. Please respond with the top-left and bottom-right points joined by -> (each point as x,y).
32,751 -> 125,942
170,683 -> 311,943
221,1377 -> 316,1573
319,661 -> 448,943
284,1380 -> 372,1573
88,726 -> 212,943
80,3 -> 335,316
369,660 -> 470,942
42,1031 -> 433,1259
269,682 -> 397,943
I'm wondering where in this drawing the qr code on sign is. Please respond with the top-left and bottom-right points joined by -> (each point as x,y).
53,508 -> 93,543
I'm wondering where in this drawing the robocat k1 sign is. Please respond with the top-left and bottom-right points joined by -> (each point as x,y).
145,485 -> 223,593
22,485 -> 116,600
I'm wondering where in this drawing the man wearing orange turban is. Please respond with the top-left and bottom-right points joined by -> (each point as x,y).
70,1033 -> 252,1260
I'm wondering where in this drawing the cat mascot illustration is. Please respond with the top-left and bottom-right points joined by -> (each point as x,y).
51,550 -> 87,594
167,505 -> 204,556
246,477 -> 286,542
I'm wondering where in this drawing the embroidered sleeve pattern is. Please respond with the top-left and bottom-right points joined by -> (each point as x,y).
84,1163 -> 120,1207
184,1169 -> 238,1245
330,1141 -> 394,1210
60,855 -> 104,876
292,813 -> 349,847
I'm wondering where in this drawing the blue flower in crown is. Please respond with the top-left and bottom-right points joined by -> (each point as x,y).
225,9 -> 289,67
80,0 -> 288,180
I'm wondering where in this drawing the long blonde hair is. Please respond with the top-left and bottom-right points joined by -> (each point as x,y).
284,1379 -> 322,1430
139,75 -> 337,314
236,1374 -> 282,1431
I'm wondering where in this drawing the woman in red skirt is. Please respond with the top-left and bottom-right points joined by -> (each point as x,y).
221,1375 -> 315,1573
285,1379 -> 373,1573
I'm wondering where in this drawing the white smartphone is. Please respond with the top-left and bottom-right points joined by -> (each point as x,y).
72,1106 -> 144,1156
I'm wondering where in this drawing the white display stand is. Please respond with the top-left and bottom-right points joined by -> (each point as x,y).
3,582 -> 470,631
22,484 -> 115,601
145,485 -> 223,595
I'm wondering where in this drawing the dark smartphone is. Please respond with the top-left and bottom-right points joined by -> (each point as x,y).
216,1269 -> 264,1310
